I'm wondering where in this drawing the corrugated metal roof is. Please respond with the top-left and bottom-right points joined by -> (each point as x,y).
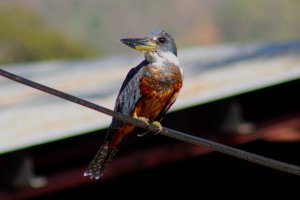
1,41 -> 300,154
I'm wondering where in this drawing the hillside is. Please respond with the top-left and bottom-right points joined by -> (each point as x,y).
1,0 -> 300,62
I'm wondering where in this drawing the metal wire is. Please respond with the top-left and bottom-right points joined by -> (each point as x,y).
1,68 -> 300,176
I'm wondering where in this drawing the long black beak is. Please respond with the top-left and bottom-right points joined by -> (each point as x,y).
119,37 -> 157,52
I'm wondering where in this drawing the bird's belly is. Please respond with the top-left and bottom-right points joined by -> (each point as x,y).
110,68 -> 182,149
138,89 -> 173,119
133,75 -> 182,121
109,90 -> 169,149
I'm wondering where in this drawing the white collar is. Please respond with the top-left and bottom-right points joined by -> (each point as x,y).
145,51 -> 179,66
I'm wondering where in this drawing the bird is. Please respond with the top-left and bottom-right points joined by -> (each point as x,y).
84,29 -> 183,180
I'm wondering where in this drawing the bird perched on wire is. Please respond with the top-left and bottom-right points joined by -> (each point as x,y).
84,29 -> 183,180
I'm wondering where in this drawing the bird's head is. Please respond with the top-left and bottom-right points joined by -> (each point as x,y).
120,29 -> 178,65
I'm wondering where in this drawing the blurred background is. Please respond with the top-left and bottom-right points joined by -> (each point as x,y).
1,0 -> 300,64
1,0 -> 300,199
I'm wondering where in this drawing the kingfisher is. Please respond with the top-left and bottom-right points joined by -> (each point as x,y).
84,29 -> 183,180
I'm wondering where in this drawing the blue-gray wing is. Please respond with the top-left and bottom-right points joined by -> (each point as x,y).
110,60 -> 148,130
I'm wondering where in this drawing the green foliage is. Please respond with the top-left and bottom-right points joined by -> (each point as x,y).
0,6 -> 98,64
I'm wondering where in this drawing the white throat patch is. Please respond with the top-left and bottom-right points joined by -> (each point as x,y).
145,51 -> 180,66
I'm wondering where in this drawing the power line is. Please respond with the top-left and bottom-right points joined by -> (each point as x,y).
1,68 -> 300,176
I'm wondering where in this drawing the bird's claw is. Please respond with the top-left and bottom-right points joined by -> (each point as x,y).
152,121 -> 163,134
137,131 -> 149,137
133,115 -> 162,134
133,116 -> 150,137
134,116 -> 150,126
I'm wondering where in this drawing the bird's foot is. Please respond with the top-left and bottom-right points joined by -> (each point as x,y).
133,116 -> 150,137
133,116 -> 162,134
152,121 -> 163,134
137,131 -> 149,137
133,116 -> 150,126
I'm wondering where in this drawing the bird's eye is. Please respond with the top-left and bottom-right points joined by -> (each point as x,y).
158,37 -> 166,44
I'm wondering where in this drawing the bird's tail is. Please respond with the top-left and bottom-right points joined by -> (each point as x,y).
83,141 -> 118,180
